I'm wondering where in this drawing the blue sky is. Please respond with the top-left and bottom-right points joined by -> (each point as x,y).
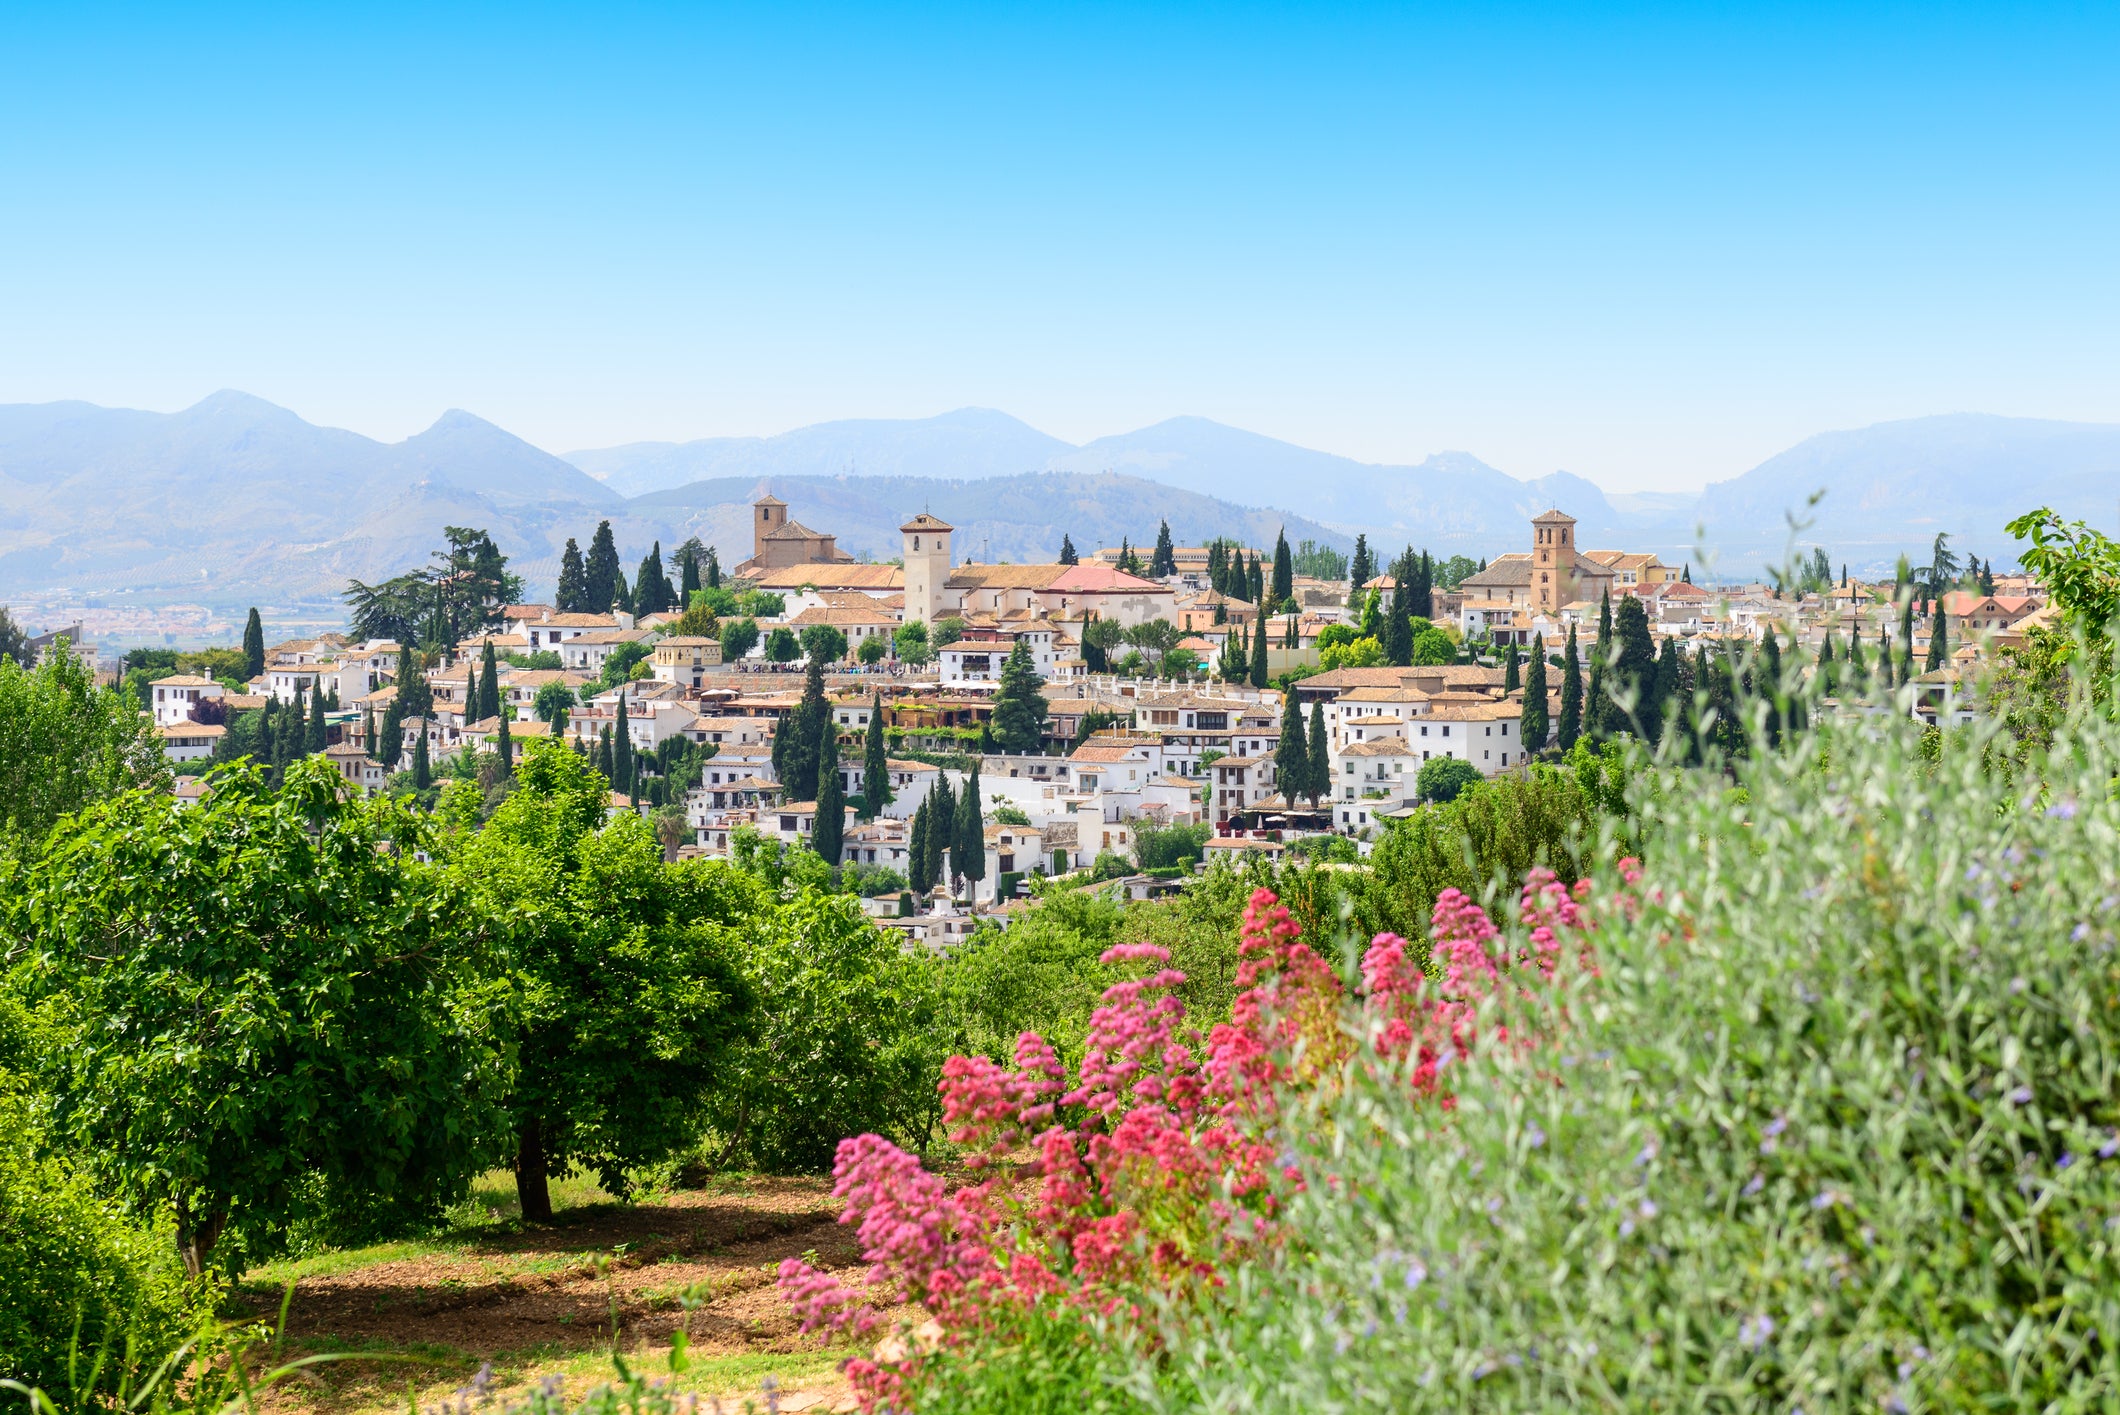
2,2 -> 2115,491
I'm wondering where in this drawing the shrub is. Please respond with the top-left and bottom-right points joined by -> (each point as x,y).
1132,820 -> 1209,871
1414,755 -> 1480,803
1151,660 -> 2120,1410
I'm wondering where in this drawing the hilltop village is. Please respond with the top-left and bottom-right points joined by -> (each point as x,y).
114,496 -> 2045,923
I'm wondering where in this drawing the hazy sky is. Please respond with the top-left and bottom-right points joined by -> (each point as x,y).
3,3 -> 2116,493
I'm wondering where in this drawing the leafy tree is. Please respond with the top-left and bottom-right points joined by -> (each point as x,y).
991,639 -> 1050,753
1558,625 -> 1583,750
242,607 -> 265,678
1521,634 -> 1550,751
556,538 -> 587,613
583,521 -> 622,614
0,641 -> 166,852
1133,820 -> 1210,871
954,760 -> 986,891
1410,625 -> 1455,666
1274,692 -> 1310,805
1151,520 -> 1177,578
800,622 -> 849,664
452,745 -> 751,1217
721,616 -> 761,661
1083,617 -> 1125,673
1319,635 -> 1385,671
9,761 -> 508,1272
1160,645 -> 1201,678
1271,530 -> 1293,606
895,619 -> 932,665
858,634 -> 888,665
933,617 -> 967,648
701,885 -> 944,1170
533,680 -> 575,733
1416,756 -> 1481,803
813,734 -> 845,866
346,527 -> 522,647
1292,539 -> 1348,582
765,626 -> 802,663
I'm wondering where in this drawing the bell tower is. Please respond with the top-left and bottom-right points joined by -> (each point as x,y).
753,495 -> 787,563
900,513 -> 954,629
1531,508 -> 1577,615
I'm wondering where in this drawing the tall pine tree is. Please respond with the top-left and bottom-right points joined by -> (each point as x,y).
1246,554 -> 1264,607
1347,535 -> 1372,599
927,773 -> 955,888
364,704 -> 381,764
556,539 -> 587,613
306,680 -> 327,754
1504,643 -> 1521,693
1925,606 -> 1948,672
496,710 -> 513,777
242,608 -> 265,679
773,658 -> 829,801
991,639 -> 1048,753
583,521 -> 621,613
860,693 -> 891,820
1249,601 -> 1270,688
479,640 -> 501,721
1150,521 -> 1176,578
1270,530 -> 1293,608
1411,551 -> 1434,619
1558,625 -> 1583,750
1058,533 -> 1078,566
411,727 -> 431,790
635,542 -> 672,615
704,545 -> 722,589
612,690 -> 633,790
1608,595 -> 1656,740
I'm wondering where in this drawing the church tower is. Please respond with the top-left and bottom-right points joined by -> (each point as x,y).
900,513 -> 954,629
753,495 -> 787,563
1531,508 -> 1577,615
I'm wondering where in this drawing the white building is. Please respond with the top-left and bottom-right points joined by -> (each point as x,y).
150,674 -> 226,727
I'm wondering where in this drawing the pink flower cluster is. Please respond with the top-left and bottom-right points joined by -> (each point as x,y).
779,870 -> 1632,1411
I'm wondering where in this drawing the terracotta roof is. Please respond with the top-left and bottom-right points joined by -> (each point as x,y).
764,518 -> 836,541
156,721 -> 225,738
744,564 -> 904,590
1340,736 -> 1415,756
900,512 -> 953,533
1532,508 -> 1577,524
1045,563 -> 1167,594
792,605 -> 897,627
537,612 -> 623,628
946,564 -> 1070,590
151,674 -> 221,687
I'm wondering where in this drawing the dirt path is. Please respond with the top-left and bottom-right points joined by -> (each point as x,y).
237,1177 -> 870,1413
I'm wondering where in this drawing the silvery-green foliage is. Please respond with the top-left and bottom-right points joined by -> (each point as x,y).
1148,679 -> 2120,1411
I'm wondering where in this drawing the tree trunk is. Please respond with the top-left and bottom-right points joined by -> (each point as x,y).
174,1196 -> 227,1279
516,1118 -> 554,1223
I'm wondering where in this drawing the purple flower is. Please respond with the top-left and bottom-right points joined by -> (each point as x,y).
2010,1086 -> 2034,1105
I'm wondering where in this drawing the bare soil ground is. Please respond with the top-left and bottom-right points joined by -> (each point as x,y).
233,1175 -> 870,1414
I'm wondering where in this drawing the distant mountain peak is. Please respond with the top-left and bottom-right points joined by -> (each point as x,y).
181,389 -> 304,423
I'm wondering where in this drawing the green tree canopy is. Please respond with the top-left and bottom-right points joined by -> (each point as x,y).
0,641 -> 166,854
990,639 -> 1049,753
449,744 -> 752,1220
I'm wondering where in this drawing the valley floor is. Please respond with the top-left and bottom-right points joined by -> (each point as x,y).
233,1172 -> 865,1414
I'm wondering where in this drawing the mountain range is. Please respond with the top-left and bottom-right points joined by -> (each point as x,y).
3,392 -> 2116,614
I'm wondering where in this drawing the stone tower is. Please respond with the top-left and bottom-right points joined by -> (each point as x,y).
900,512 -> 954,629
1531,508 -> 1577,615
753,495 -> 787,563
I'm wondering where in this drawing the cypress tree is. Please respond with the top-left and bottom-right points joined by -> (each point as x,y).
813,735 -> 845,867
556,538 -> 587,613
992,640 -> 1049,753
1348,535 -> 1372,599
1521,634 -> 1549,752
1847,626 -> 1866,679
1652,637 -> 1681,741
635,542 -> 671,615
378,695 -> 403,768
705,545 -> 722,589
1058,533 -> 1078,566
1205,540 -> 1224,592
583,521 -> 621,613
954,760 -> 986,894
242,608 -> 265,680
1249,602 -> 1269,688
679,543 -> 702,603
364,704 -> 380,763
1818,630 -> 1838,696
1608,595 -> 1655,740
1152,521 -> 1177,578
479,640 -> 501,721
612,567 -> 633,616
1305,700 -> 1329,807
1926,607 -> 1948,672
497,710 -> 513,777
1412,551 -> 1434,619
596,726 -> 613,782
1247,554 -> 1264,607
860,693 -> 891,819
927,773 -> 955,887
613,690 -> 633,789
1504,643 -> 1520,692
412,728 -> 431,790
1760,631 -> 1784,747
1116,537 -> 1133,573
1558,625 -> 1583,750
908,803 -> 934,893
1270,530 -> 1292,607
1218,624 -> 1248,682
1274,692 -> 1309,805
306,679 -> 328,754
